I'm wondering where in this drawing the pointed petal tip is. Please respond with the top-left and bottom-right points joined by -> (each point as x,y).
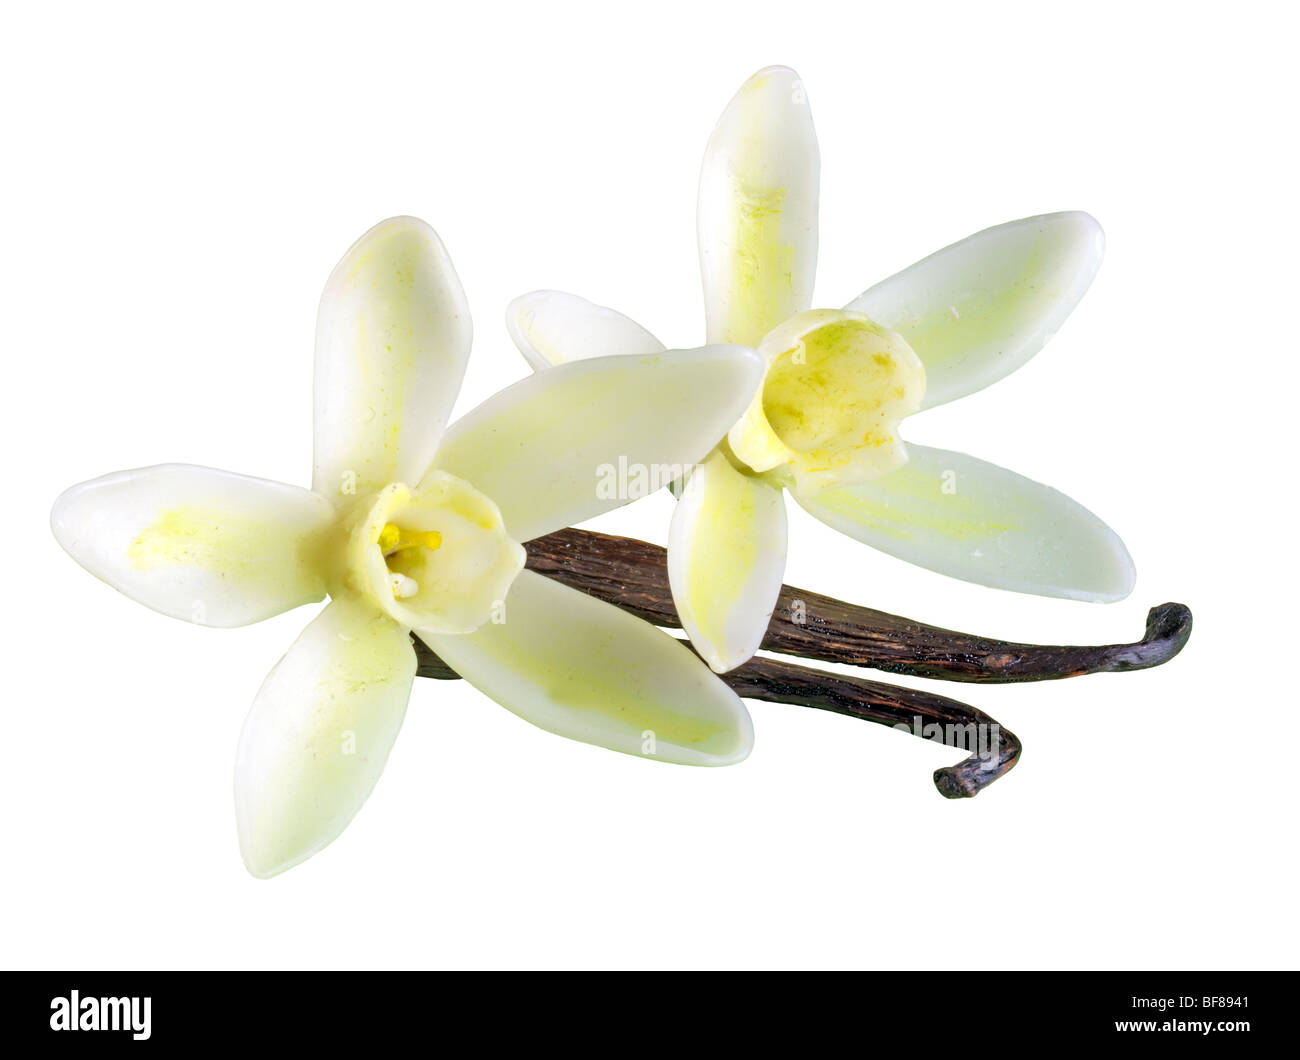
505,290 -> 665,370
741,64 -> 802,88
236,824 -> 319,879
353,213 -> 438,240
1028,209 -> 1106,277
50,479 -> 102,576
49,465 -> 148,553
504,289 -> 544,324
668,690 -> 754,766
691,630 -> 754,676
1062,208 -> 1103,234
1059,209 -> 1106,261
703,720 -> 754,766
986,509 -> 1136,604
326,215 -> 448,277
238,846 -> 289,881
324,215 -> 459,296
1034,512 -> 1135,604
1079,538 -> 1137,604
49,481 -> 82,550
235,791 -> 319,880
504,289 -> 552,322
703,644 -> 755,676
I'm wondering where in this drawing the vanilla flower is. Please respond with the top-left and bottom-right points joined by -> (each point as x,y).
52,217 -> 762,876
507,67 -> 1134,674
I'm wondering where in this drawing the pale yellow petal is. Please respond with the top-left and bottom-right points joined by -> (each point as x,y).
845,212 -> 1104,408
420,570 -> 752,766
667,450 -> 787,673
794,443 -> 1135,601
51,463 -> 334,627
699,65 -> 819,347
433,346 -> 763,542
313,216 -> 471,499
235,595 -> 415,878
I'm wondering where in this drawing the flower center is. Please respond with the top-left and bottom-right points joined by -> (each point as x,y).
727,308 -> 925,495
346,473 -> 525,633
378,524 -> 442,598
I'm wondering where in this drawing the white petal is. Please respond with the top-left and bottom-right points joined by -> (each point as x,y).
432,346 -> 763,542
50,463 -> 334,627
235,596 -> 415,878
506,290 -> 664,371
699,65 -> 819,347
668,450 -> 787,673
421,570 -> 752,765
793,444 -> 1135,602
845,212 -> 1104,409
313,216 -> 472,500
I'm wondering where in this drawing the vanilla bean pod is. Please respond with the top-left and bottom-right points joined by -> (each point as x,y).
523,528 -> 1192,683
412,638 -> 1020,797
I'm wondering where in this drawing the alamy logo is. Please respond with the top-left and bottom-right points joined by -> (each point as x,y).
50,990 -> 151,1040
595,457 -> 693,500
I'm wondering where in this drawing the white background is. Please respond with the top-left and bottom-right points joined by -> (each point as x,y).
3,1 -> 1296,970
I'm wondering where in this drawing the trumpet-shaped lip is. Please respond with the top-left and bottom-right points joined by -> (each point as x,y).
347,472 -> 526,635
727,308 -> 926,496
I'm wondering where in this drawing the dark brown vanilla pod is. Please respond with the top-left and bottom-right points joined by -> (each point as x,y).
715,653 -> 1020,797
413,638 -> 1020,798
523,528 -> 1192,683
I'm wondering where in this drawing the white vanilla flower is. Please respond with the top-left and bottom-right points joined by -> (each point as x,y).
507,67 -> 1134,674
52,217 -> 764,877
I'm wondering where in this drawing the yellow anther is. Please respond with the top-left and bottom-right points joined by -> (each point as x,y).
378,523 -> 442,556
405,529 -> 442,551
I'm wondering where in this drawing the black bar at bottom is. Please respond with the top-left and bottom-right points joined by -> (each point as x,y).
0,970 -> 1291,1048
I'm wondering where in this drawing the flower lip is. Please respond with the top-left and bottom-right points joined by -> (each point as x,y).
348,472 -> 525,634
727,308 -> 926,496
